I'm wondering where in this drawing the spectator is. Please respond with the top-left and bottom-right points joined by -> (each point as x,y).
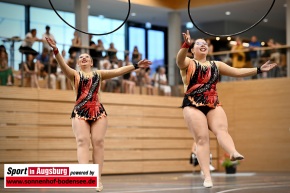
36,48 -> 50,78
0,49 -> 13,86
22,54 -> 39,88
206,39 -> 214,60
143,68 -> 154,95
106,43 -> 118,63
267,38 -> 281,78
42,25 -> 56,50
231,37 -> 245,69
99,55 -> 112,91
122,54 -> 136,94
131,46 -> 142,64
66,51 -> 77,90
44,58 -> 66,90
19,29 -> 42,56
96,39 -> 105,65
68,31 -> 81,55
154,66 -> 171,96
89,35 -> 98,68
248,36 -> 261,79
231,37 -> 246,80
104,61 -> 121,93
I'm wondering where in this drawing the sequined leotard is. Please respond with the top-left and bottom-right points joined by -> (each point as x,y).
71,71 -> 107,121
181,60 -> 220,110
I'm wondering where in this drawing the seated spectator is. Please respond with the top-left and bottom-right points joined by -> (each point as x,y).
95,39 -> 105,68
143,68 -> 154,95
19,29 -> 41,56
267,38 -> 281,78
43,59 -> 66,90
42,25 -> 56,50
36,48 -> 50,78
68,31 -> 81,55
66,51 -> 77,90
122,54 -> 136,94
99,55 -> 112,70
0,49 -> 13,86
104,61 -> 121,93
106,43 -> 118,63
131,46 -> 142,64
22,54 -> 39,88
89,34 -> 98,68
99,55 -> 112,92
154,66 -> 171,96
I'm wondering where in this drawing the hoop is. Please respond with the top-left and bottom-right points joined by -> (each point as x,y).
48,0 -> 131,36
187,0 -> 276,37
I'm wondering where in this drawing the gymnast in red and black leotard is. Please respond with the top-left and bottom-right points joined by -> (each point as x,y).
45,37 -> 152,192
71,71 -> 106,121
176,31 -> 277,188
181,59 -> 220,115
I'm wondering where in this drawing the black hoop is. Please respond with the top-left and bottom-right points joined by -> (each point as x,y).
187,0 -> 276,37
48,0 -> 131,36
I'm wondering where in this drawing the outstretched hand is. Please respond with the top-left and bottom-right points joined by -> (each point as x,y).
260,60 -> 277,72
45,37 -> 57,50
182,30 -> 192,46
137,59 -> 152,69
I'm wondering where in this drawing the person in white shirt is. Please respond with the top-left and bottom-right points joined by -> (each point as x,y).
154,66 -> 171,96
19,29 -> 41,56
42,25 -> 56,50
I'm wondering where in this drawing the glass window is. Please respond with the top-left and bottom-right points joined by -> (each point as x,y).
148,30 -> 165,74
129,27 -> 146,62
88,16 -> 125,60
0,2 -> 25,69
30,7 -> 75,57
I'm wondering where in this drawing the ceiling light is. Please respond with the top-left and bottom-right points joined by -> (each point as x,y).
216,37 -> 220,41
131,12 -> 136,17
230,41 -> 237,45
243,43 -> 249,47
261,42 -> 265,46
186,22 -> 194,29
227,37 -> 231,41
145,22 -> 151,28
225,11 -> 231,16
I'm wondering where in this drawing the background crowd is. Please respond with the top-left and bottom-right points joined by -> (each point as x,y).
0,25 -> 287,96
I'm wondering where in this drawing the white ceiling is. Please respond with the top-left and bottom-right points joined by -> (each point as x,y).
1,0 -> 286,30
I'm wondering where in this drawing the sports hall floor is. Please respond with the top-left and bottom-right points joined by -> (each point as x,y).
1,171 -> 290,193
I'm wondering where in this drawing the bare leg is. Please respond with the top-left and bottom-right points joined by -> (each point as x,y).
128,82 -> 135,94
207,106 -> 244,160
72,118 -> 91,163
192,142 -> 197,154
7,75 -> 13,85
31,74 -> 39,88
183,107 -> 211,183
91,117 -> 108,181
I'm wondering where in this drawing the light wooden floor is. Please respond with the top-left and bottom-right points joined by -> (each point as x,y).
1,172 -> 290,193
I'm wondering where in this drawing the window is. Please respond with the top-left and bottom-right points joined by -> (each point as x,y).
148,30 -> 165,74
88,16 -> 125,60
128,27 -> 146,62
0,2 -> 25,69
30,7 -> 75,57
